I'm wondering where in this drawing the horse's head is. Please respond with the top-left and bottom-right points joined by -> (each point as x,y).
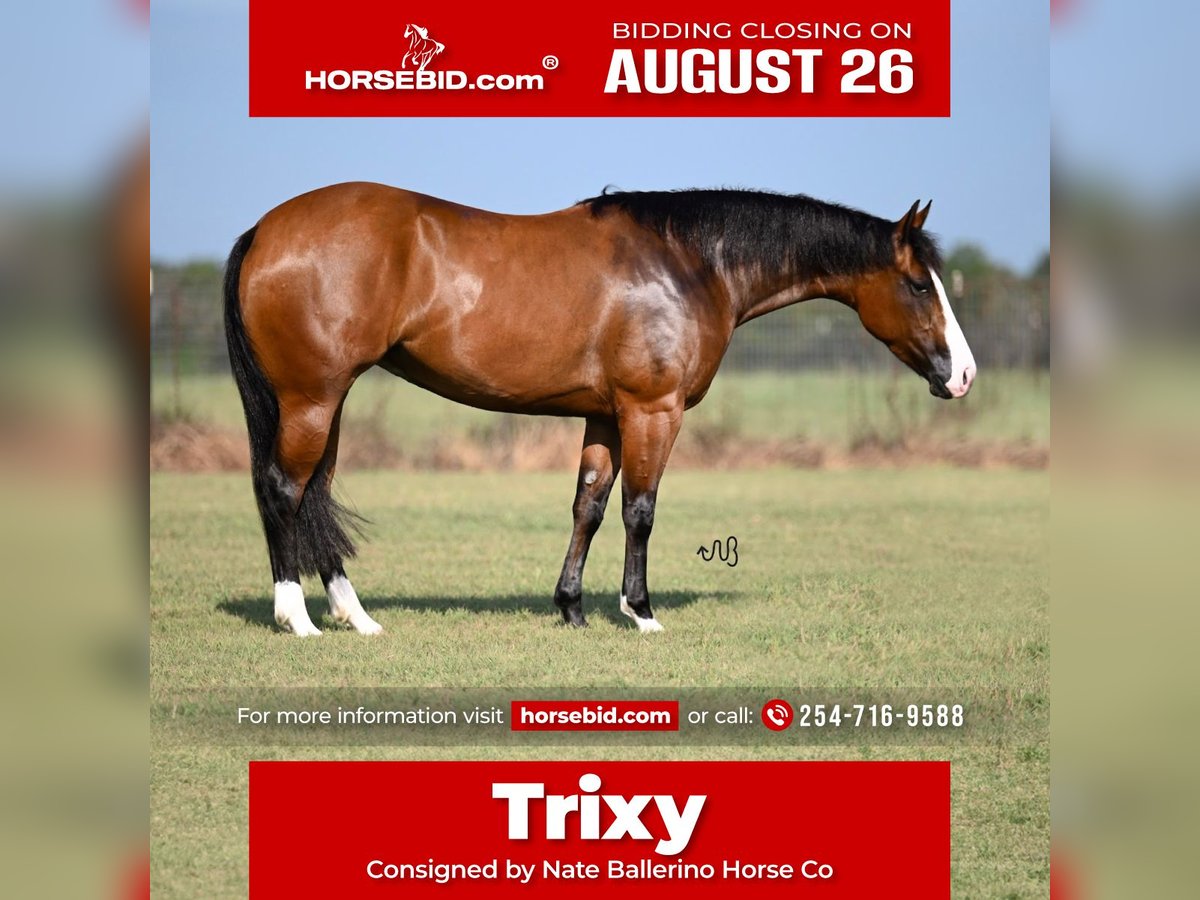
853,200 -> 976,399
405,23 -> 427,39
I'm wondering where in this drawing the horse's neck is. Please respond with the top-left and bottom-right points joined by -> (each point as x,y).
728,267 -> 856,327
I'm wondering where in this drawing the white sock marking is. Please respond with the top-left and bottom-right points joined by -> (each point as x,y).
930,269 -> 977,397
619,594 -> 664,633
326,575 -> 383,635
274,581 -> 321,636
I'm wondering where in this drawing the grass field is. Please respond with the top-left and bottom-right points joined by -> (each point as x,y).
152,368 -> 1050,453
151,468 -> 1048,897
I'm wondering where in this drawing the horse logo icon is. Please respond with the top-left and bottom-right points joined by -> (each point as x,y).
402,23 -> 446,71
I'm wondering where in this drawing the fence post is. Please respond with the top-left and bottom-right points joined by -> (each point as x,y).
170,283 -> 183,420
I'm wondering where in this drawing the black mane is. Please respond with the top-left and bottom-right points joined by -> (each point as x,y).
582,188 -> 942,278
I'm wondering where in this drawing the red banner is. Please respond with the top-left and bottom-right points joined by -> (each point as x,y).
249,760 -> 949,898
249,0 -> 951,117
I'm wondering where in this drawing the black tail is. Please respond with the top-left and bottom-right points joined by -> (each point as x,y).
223,226 -> 359,580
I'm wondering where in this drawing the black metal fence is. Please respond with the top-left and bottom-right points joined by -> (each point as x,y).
150,261 -> 1049,380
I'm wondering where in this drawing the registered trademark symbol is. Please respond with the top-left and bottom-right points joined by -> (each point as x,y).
542,55 -> 559,70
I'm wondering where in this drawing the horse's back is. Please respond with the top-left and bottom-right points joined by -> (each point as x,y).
253,181 -> 427,241
237,182 -> 729,416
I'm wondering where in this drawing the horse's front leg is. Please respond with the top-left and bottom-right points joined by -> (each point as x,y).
553,417 -> 621,627
617,400 -> 684,633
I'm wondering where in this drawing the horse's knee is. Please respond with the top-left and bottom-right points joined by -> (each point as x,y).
623,492 -> 656,539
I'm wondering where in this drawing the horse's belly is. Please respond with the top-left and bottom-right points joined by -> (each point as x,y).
378,339 -> 610,417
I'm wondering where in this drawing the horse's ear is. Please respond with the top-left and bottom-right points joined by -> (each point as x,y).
914,199 -> 932,231
894,200 -> 922,248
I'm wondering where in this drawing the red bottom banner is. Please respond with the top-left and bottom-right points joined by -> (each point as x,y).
249,760 -> 949,898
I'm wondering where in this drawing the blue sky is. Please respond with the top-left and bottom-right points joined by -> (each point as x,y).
0,1 -> 145,192
151,1 -> 1050,271
1052,0 -> 1200,196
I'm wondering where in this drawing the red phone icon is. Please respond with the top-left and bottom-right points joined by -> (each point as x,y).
761,699 -> 793,731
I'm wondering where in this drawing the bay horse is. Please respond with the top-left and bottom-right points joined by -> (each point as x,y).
223,185 -> 975,636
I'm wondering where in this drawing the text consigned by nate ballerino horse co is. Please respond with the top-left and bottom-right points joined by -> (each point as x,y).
364,772 -> 835,885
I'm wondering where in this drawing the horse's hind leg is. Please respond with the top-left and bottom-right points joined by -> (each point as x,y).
268,390 -> 367,636
553,418 -> 621,627
317,403 -> 382,635
258,394 -> 336,635
616,399 -> 684,633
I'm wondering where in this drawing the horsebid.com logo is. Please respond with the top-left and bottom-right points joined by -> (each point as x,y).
305,20 -> 550,92
401,23 -> 444,71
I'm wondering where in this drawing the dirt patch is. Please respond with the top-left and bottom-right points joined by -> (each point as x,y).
150,418 -> 1048,473
150,420 -> 248,472
835,435 -> 1049,470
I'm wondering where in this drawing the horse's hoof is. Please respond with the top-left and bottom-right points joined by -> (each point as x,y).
275,581 -> 321,635
279,619 -> 322,637
560,608 -> 588,628
619,595 -> 664,633
348,616 -> 383,635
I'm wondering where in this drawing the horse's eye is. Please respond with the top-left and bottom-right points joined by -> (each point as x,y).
907,279 -> 931,296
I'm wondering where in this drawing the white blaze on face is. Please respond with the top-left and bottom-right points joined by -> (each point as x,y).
929,269 -> 977,398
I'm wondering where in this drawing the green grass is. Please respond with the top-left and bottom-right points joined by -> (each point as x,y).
151,468 -> 1048,897
152,368 -> 1050,450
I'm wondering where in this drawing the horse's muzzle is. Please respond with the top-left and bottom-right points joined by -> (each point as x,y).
945,362 -> 977,398
923,353 -> 955,399
928,378 -> 954,399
